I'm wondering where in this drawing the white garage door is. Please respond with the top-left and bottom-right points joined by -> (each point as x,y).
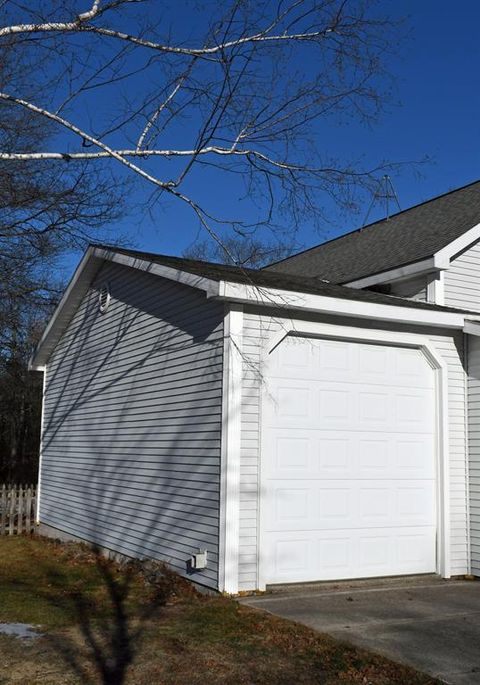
262,335 -> 437,584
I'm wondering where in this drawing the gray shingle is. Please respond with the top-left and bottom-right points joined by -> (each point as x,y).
266,179 -> 480,283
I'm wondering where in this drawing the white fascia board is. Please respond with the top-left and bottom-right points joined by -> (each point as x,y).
94,247 -> 220,297
214,280 -> 466,329
29,246 -> 220,370
435,222 -> 480,266
344,257 -> 439,289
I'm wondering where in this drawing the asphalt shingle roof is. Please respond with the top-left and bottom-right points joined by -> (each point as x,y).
266,179 -> 480,283
98,245 -> 473,314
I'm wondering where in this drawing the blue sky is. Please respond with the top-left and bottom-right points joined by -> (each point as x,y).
58,1 -> 480,271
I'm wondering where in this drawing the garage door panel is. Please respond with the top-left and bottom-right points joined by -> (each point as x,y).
264,527 -> 436,582
266,480 -> 435,531
266,380 -> 435,433
262,335 -> 437,584
268,430 -> 435,481
270,338 -> 435,389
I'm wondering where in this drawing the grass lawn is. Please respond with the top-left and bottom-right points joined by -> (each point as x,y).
0,536 -> 440,685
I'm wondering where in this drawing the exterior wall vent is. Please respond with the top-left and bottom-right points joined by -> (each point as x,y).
98,282 -> 111,314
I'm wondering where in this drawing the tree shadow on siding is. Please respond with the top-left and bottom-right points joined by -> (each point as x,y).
35,263 -> 224,683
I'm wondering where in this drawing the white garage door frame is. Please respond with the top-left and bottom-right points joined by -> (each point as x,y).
257,320 -> 450,591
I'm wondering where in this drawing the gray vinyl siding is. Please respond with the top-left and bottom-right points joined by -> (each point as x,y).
444,240 -> 480,311
388,275 -> 428,302
468,335 -> 480,575
40,260 -> 224,589
238,309 -> 469,590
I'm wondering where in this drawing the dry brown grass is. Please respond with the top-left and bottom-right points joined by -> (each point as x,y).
0,536 -> 440,685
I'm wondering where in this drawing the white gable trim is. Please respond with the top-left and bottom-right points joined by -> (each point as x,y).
257,320 -> 451,588
29,246 -> 220,370
94,247 -> 219,296
435,222 -> 480,265
29,247 -> 103,370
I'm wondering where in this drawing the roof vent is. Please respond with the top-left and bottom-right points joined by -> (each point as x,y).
98,282 -> 111,314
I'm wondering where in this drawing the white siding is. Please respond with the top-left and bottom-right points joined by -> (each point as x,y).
468,335 -> 480,575
444,240 -> 480,311
388,275 -> 428,302
40,260 -> 224,590
238,309 -> 469,590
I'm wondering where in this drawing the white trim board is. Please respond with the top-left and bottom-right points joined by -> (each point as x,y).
436,223 -> 480,264
218,304 -> 243,594
30,245 -> 474,371
257,321 -> 451,590
464,320 -> 480,337
95,247 -> 219,297
215,281 -> 467,330
345,257 -> 439,289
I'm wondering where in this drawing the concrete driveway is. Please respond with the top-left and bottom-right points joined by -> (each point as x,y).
241,577 -> 480,685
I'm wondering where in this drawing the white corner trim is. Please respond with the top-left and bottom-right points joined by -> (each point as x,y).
344,257 -> 439,289
427,270 -> 445,306
259,321 -> 451,581
464,332 -> 472,576
35,366 -> 47,524
435,222 -> 480,265
219,304 -> 243,594
216,281 -> 466,330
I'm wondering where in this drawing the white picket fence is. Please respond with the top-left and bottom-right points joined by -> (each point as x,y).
0,484 -> 37,535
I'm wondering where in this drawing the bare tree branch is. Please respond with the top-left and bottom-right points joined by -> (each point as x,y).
0,0 -> 405,258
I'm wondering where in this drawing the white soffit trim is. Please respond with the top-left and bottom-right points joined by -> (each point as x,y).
344,257 -> 438,289
215,281 -> 466,330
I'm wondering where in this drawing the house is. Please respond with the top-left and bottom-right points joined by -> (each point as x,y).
30,179 -> 480,594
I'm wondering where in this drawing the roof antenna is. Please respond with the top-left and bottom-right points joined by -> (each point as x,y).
362,175 -> 401,227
